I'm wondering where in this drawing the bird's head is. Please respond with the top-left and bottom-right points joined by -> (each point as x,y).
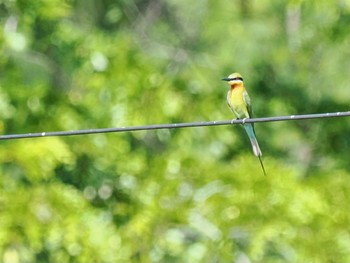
221,72 -> 244,85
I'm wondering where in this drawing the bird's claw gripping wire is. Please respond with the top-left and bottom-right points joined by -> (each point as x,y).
230,118 -> 248,124
231,118 -> 237,124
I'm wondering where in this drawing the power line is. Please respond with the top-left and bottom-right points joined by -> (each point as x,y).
1,111 -> 349,141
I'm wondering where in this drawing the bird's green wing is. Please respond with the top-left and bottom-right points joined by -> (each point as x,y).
243,91 -> 253,118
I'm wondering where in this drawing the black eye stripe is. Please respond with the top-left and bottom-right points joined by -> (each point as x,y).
221,76 -> 244,82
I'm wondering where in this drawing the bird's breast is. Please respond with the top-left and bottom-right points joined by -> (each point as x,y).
227,86 -> 249,118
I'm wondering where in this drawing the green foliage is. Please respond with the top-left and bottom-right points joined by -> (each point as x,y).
1,0 -> 350,262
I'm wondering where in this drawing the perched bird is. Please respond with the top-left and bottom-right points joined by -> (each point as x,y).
222,72 -> 266,175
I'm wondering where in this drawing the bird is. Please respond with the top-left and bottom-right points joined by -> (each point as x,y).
222,72 -> 266,176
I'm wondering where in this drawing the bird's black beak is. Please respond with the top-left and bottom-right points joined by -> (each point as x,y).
221,77 -> 232,81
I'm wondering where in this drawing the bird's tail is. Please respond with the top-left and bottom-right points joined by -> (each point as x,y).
243,124 -> 262,157
243,124 -> 266,176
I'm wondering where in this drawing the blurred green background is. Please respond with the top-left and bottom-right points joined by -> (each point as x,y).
1,0 -> 350,262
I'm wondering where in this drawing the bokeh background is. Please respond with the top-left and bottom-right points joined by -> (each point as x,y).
1,0 -> 350,262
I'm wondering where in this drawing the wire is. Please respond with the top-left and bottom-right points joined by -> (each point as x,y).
0,111 -> 349,141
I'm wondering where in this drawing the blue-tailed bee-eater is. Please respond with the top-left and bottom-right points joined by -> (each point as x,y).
222,72 -> 266,175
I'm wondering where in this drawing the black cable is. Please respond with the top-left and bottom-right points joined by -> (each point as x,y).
0,111 -> 349,140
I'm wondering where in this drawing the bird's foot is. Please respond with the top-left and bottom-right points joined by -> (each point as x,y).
242,118 -> 247,124
231,118 -> 239,124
